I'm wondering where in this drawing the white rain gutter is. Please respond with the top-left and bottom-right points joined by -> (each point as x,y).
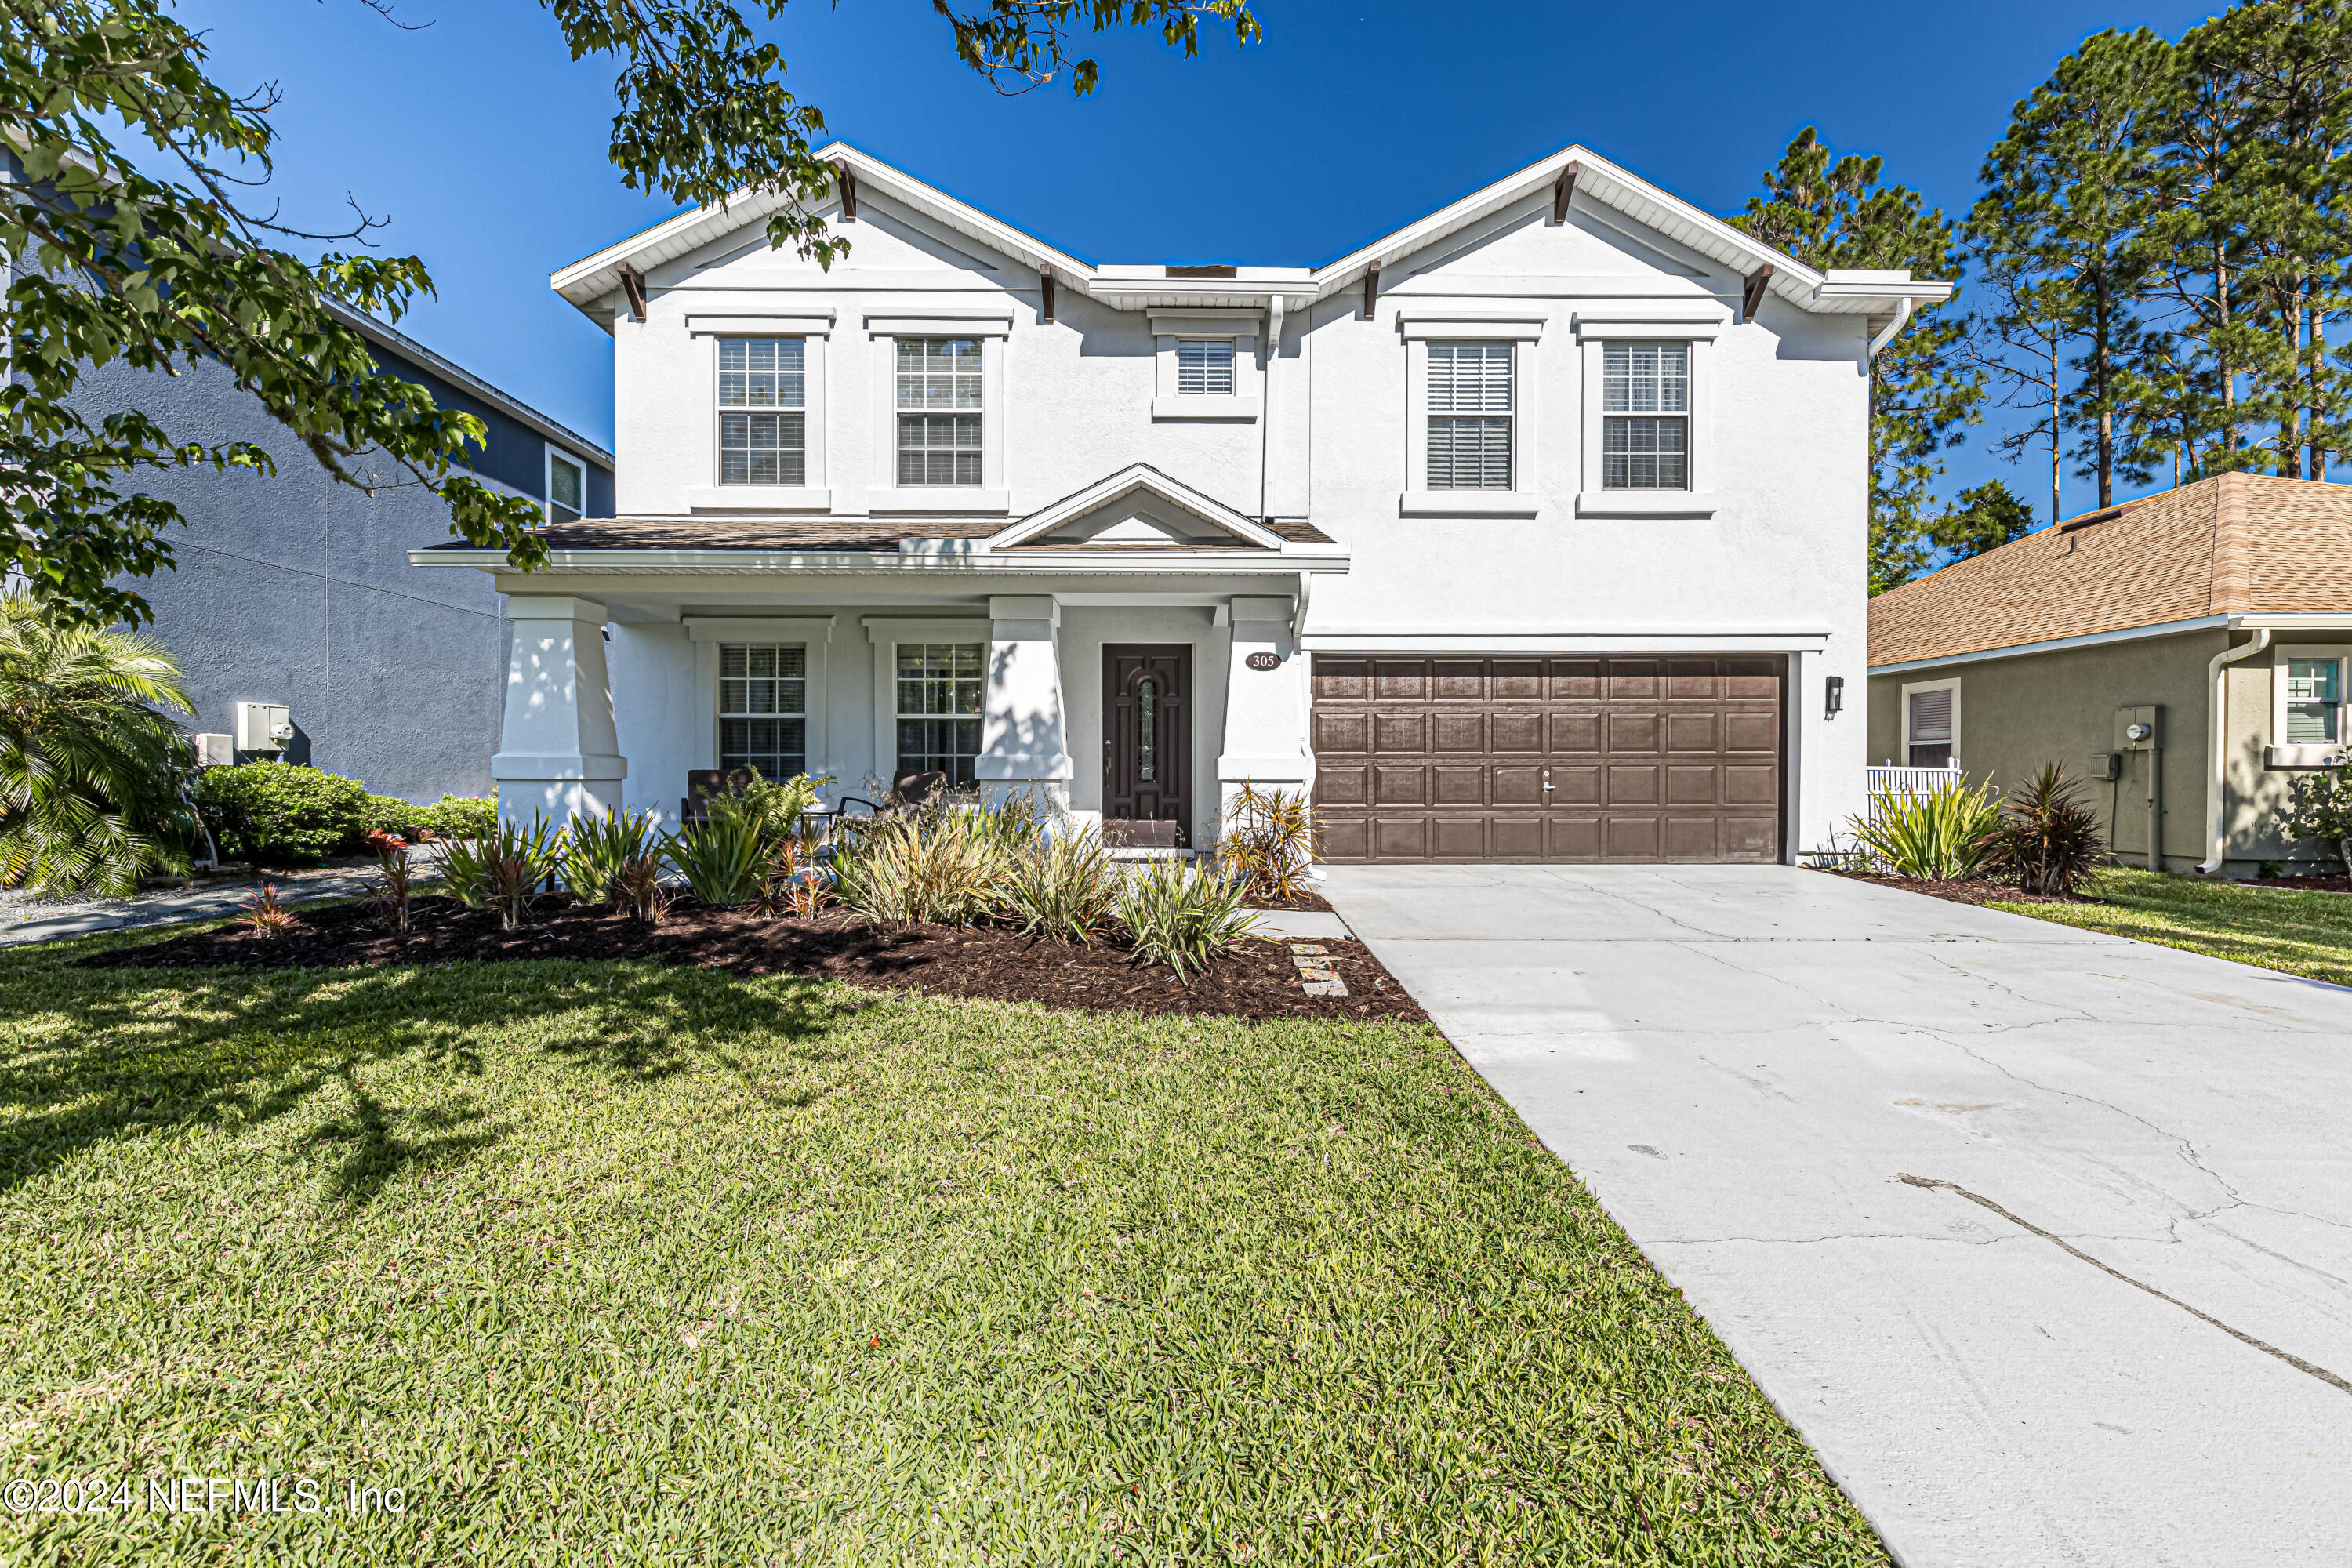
1867,296 -> 1913,358
2198,627 -> 2272,874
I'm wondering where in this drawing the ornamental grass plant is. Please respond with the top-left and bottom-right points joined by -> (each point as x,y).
999,826 -> 1120,944
1848,778 -> 2001,881
561,808 -> 662,909
666,816 -> 766,909
832,800 -> 1013,928
1116,856 -> 1261,981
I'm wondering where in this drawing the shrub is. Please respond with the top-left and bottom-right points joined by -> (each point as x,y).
1116,858 -> 1260,980
562,808 -> 660,909
667,816 -> 766,909
1847,779 -> 2000,880
237,881 -> 295,938
0,592 -> 194,895
2285,760 -> 2352,866
833,803 -> 1011,927
616,850 -> 667,924
1980,764 -> 2107,895
436,816 -> 563,930
196,763 -> 373,864
699,770 -> 827,851
434,833 -> 495,914
1000,826 -> 1119,944
413,794 -> 497,840
1218,782 -> 1317,903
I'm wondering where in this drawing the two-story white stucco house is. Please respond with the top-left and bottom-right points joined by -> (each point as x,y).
416,143 -> 1948,862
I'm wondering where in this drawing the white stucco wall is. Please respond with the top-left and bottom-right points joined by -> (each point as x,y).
518,160 -> 1878,855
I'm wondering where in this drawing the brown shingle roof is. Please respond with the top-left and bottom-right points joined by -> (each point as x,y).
426,514 -> 1336,553
1867,474 -> 2352,666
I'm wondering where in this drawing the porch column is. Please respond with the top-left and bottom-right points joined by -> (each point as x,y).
979,594 -> 1074,811
491,595 -> 628,823
1218,593 -> 1314,832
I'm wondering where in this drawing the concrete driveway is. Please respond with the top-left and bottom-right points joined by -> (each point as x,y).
1321,863 -> 2352,1568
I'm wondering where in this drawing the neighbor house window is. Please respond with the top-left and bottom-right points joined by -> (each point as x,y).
896,337 -> 982,487
1177,339 -> 1236,396
719,644 -> 807,781
2284,656 -> 2345,744
1906,686 -> 1955,769
718,338 -> 807,485
895,642 -> 982,786
1602,343 -> 1690,489
1427,341 -> 1513,489
546,449 -> 586,524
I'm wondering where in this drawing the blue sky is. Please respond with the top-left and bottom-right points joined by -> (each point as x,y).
183,0 -> 2229,512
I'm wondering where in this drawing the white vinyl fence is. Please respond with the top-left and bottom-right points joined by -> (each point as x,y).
1864,761 -> 1966,806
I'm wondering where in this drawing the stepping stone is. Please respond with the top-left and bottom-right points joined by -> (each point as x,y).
1301,978 -> 1349,997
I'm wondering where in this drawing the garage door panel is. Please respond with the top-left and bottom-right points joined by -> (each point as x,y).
1432,765 -> 1486,805
1432,713 -> 1485,752
1314,655 -> 1782,862
1373,765 -> 1428,805
1434,818 -> 1488,858
1491,712 -> 1545,752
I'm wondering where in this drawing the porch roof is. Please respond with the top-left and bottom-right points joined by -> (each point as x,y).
423,514 -> 1337,554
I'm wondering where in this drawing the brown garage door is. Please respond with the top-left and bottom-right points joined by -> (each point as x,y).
1311,655 -> 1784,863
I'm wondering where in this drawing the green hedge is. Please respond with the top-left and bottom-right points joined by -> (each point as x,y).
193,764 -> 495,864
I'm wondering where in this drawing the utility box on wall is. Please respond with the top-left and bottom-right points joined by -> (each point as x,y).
2115,704 -> 2161,752
234,702 -> 292,752
191,733 -> 236,768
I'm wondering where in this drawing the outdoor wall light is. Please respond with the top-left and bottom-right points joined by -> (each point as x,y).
1825,676 -> 1845,720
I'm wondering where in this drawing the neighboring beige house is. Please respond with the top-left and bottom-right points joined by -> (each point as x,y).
1867,474 -> 2352,877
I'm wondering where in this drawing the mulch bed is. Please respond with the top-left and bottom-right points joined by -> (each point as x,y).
2243,873 -> 2352,894
1248,885 -> 1333,913
79,894 -> 1425,1024
1827,870 -> 2095,907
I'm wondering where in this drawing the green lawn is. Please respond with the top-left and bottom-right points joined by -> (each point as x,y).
1988,867 -> 2352,987
0,935 -> 1883,1564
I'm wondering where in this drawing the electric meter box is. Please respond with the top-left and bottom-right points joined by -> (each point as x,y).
234,702 -> 292,752
2114,705 -> 2161,752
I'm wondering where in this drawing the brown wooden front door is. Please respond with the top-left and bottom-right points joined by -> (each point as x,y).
1311,655 -> 1786,862
1104,644 -> 1190,843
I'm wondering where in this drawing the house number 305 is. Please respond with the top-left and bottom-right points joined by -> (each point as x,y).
1245,652 -> 1282,671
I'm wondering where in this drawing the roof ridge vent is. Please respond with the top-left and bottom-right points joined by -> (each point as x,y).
2057,505 -> 2125,532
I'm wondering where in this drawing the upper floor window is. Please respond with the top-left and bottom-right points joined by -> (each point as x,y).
1602,343 -> 1689,490
896,337 -> 982,487
1177,339 -> 1236,397
546,448 -> 586,524
719,338 -> 806,485
1427,341 -> 1512,490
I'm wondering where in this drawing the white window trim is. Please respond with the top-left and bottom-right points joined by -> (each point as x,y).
1573,315 -> 1720,517
866,335 -> 1007,514
691,332 -> 829,512
543,445 -> 588,524
1399,321 -> 1541,517
687,616 -> 835,789
1151,311 -> 1262,420
1899,677 -> 1961,769
863,616 -> 990,784
2267,644 -> 2352,768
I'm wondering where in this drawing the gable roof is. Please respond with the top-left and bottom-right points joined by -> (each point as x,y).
1868,474 -> 2352,668
552,142 -> 1951,332
987,463 -> 1290,552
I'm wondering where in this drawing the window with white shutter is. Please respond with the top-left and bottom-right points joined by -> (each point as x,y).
718,339 -> 807,485
1602,343 -> 1690,490
1176,339 -> 1236,396
1907,686 -> 1955,768
1428,342 -> 1512,490
719,644 -> 808,781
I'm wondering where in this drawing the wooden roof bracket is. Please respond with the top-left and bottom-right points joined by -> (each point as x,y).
1040,264 -> 1055,323
1741,264 -> 1773,323
835,161 -> 858,222
1362,262 -> 1380,321
615,260 -> 648,322
1552,162 -> 1578,223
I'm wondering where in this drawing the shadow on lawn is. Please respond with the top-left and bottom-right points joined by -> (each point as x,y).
0,953 -> 866,1200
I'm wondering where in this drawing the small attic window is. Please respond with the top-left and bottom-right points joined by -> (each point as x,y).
1164,264 -> 1238,278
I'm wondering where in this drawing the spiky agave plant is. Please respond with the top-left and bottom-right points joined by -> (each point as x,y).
1848,779 -> 2001,881
1116,857 -> 1261,981
0,592 -> 194,895
1981,764 -> 2107,895
562,807 -> 660,909
1217,782 -> 1317,903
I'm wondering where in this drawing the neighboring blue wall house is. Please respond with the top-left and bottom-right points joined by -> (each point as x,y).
71,306 -> 615,804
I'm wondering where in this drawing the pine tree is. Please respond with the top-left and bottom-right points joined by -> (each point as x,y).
1962,248 -> 2078,521
1733,128 -> 1981,594
1933,480 -> 2038,561
1975,29 -> 2173,507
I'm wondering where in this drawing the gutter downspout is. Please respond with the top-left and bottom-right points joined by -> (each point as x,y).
1867,297 -> 1913,358
2198,626 -> 2271,875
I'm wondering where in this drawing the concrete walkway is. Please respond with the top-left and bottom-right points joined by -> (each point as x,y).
1322,863 -> 2352,1568
0,852 -> 436,947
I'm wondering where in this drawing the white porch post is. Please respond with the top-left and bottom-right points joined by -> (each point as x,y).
492,595 -> 628,823
979,594 -> 1074,811
1217,593 -> 1313,834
